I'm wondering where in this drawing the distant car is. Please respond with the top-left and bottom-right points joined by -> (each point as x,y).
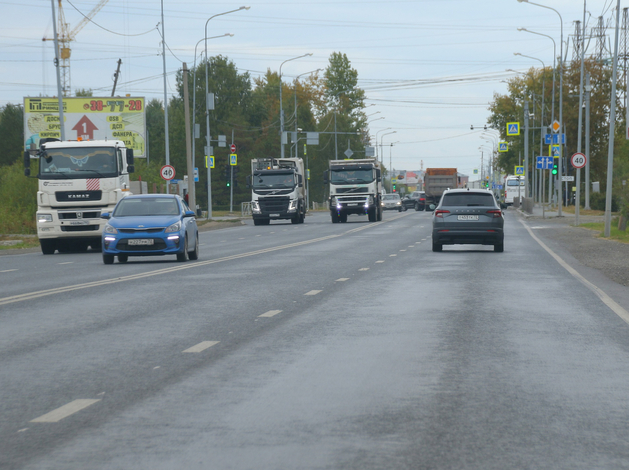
431,188 -> 504,252
402,191 -> 427,211
381,193 -> 403,212
101,194 -> 199,264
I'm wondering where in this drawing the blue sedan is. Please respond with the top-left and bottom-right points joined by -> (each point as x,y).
101,194 -> 199,264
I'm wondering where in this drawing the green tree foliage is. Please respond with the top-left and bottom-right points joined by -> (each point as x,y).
488,60 -> 621,186
0,104 -> 24,167
0,160 -> 38,234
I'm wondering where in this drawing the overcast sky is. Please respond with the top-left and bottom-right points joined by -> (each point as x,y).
0,0 -> 621,177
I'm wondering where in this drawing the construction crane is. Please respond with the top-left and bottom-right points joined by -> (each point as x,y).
44,0 -> 109,96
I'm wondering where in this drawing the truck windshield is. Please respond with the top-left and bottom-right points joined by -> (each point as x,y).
253,172 -> 295,189
330,169 -> 374,184
40,147 -> 118,178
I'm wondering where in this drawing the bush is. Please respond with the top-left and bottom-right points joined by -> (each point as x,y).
585,191 -> 619,212
0,161 -> 38,234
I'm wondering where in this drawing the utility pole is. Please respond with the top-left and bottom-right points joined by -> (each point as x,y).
182,63 -> 195,213
604,0 -> 622,237
50,0 -> 66,141
111,59 -> 122,97
585,73 -> 591,209
575,4 -> 587,227
524,100 -> 529,198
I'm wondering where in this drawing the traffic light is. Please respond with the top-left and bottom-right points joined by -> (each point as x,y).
392,183 -> 396,192
552,158 -> 558,175
224,164 -> 231,187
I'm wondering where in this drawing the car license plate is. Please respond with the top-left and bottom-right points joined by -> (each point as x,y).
348,203 -> 359,206
68,220 -> 89,225
458,215 -> 479,220
128,239 -> 154,246
270,213 -> 280,217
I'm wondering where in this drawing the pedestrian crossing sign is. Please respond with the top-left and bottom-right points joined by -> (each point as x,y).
515,166 -> 525,175
230,153 -> 237,166
551,144 -> 561,157
499,142 -> 508,152
205,155 -> 215,169
506,122 -> 520,136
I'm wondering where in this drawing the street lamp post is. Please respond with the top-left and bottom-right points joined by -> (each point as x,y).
374,127 -> 391,163
190,33 -> 232,215
279,53 -> 313,159
380,131 -> 396,180
518,28 -> 556,204
517,0 -> 563,215
204,6 -> 249,219
293,68 -> 322,157
515,52 -> 546,205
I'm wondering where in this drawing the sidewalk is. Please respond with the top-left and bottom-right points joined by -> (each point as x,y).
513,203 -> 605,225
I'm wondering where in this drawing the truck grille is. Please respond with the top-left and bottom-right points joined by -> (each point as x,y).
61,225 -> 99,232
259,197 -> 290,212
59,211 -> 101,220
338,196 -> 368,203
335,187 -> 369,194
56,191 -> 102,202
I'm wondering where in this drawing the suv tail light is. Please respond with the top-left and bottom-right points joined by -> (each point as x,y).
434,209 -> 450,218
420,198 -> 425,201
487,209 -> 502,218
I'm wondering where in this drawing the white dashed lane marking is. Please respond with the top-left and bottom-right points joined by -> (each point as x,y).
30,399 -> 101,423
359,268 -> 369,271
390,254 -> 397,257
304,290 -> 322,296
336,278 -> 350,282
375,261 -> 385,264
259,310 -> 282,318
57,262 -> 73,265
182,341 -> 220,353
1,269 -> 18,273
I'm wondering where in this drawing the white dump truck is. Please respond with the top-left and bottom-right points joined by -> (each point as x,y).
24,138 -> 135,254
247,157 -> 306,225
324,158 -> 383,223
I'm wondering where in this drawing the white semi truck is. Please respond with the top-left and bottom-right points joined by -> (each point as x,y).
324,158 -> 383,223
247,157 -> 306,225
24,138 -> 135,254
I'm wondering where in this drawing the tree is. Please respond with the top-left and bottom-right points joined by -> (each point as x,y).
0,103 -> 24,167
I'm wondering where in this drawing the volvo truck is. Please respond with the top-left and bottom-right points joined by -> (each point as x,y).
324,159 -> 383,223
247,158 -> 306,225
24,138 -> 135,254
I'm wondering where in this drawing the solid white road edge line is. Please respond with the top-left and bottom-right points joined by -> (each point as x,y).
30,399 -> 101,423
521,219 -> 629,325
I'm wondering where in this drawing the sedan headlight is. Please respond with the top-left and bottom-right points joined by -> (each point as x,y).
38,214 -> 53,223
104,224 -> 118,234
165,221 -> 182,233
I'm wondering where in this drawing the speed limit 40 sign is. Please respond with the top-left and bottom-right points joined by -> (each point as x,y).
160,164 -> 175,181
571,153 -> 586,169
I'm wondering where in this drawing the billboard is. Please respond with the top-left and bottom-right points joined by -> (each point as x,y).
23,97 -> 146,157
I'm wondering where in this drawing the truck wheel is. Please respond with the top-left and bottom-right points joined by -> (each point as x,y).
103,254 -> 114,264
368,208 -> 376,222
331,212 -> 339,223
494,243 -> 504,253
377,207 -> 383,221
340,212 -> 348,223
253,218 -> 262,226
40,239 -> 56,255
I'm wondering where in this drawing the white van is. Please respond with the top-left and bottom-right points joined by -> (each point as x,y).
504,175 -> 524,205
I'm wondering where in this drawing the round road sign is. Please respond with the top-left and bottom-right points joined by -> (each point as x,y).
571,152 -> 586,169
160,164 -> 176,181
230,144 -> 236,153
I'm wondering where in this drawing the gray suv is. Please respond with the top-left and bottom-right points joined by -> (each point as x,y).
431,188 -> 504,252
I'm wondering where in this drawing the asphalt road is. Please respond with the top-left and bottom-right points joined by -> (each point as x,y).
2,209 -> 629,469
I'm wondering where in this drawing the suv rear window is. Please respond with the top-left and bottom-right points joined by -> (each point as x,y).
441,192 -> 495,207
